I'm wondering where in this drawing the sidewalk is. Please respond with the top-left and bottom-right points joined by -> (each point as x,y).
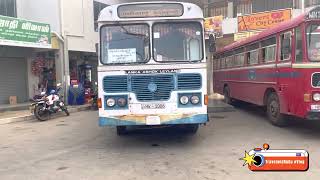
0,104 -> 92,125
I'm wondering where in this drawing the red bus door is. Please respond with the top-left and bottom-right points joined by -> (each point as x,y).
276,31 -> 293,114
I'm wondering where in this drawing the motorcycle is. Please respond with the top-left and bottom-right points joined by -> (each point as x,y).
30,83 -> 69,121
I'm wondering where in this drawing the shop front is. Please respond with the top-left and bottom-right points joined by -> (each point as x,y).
68,51 -> 98,105
0,15 -> 51,105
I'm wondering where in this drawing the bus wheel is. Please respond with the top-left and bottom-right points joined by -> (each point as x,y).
266,93 -> 288,127
116,126 -> 127,135
223,86 -> 231,104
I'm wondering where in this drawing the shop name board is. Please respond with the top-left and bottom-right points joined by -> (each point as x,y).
0,15 -> 51,48
238,9 -> 291,32
204,16 -> 223,39
234,30 -> 261,41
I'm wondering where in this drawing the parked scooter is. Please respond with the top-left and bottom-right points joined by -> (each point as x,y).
30,83 -> 69,121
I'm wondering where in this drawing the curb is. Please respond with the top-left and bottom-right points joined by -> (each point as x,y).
0,105 -> 92,125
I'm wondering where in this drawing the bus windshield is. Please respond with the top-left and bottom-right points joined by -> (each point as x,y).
153,22 -> 203,62
307,24 -> 320,61
100,24 -> 150,64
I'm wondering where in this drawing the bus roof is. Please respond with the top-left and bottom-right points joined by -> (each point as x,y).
215,10 -> 308,55
98,1 -> 203,22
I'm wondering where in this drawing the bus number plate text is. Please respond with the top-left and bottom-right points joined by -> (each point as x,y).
141,103 -> 165,110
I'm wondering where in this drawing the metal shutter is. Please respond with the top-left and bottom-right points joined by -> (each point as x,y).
0,58 -> 28,104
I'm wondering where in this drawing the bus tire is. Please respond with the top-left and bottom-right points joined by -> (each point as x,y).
266,92 -> 288,127
223,86 -> 231,104
116,126 -> 127,135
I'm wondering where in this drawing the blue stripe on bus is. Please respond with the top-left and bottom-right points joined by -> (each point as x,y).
99,114 -> 208,127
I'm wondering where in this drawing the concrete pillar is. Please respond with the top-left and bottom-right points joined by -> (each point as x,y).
55,47 -> 64,87
63,34 -> 70,105
227,1 -> 234,18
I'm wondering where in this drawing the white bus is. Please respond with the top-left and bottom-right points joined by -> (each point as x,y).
97,2 -> 208,135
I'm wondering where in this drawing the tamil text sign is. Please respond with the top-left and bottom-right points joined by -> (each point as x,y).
238,9 -> 291,32
0,15 -> 51,48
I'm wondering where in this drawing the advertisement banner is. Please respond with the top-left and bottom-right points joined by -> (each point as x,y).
0,15 -> 51,48
238,9 -> 291,32
204,16 -> 223,39
234,30 -> 261,41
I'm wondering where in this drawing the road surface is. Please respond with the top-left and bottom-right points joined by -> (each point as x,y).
0,105 -> 319,180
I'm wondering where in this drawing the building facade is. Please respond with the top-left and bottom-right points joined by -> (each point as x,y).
206,0 -> 320,49
0,0 -> 110,105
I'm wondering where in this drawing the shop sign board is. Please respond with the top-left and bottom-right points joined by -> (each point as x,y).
234,30 -> 261,41
0,15 -> 51,48
204,16 -> 223,39
238,9 -> 291,32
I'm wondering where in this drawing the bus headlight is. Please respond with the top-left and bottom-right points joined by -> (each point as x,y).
117,98 -> 127,107
190,95 -> 200,104
180,96 -> 189,105
313,93 -> 320,101
106,98 -> 116,107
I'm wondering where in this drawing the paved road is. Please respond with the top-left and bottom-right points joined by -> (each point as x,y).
0,105 -> 319,180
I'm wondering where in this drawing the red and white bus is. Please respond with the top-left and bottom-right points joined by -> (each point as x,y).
212,6 -> 320,126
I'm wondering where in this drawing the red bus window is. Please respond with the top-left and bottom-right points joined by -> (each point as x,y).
306,24 -> 320,62
248,50 -> 259,64
261,37 -> 276,63
280,31 -> 292,61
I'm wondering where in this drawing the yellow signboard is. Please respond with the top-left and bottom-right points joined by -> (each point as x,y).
204,16 -> 223,39
234,30 -> 261,41
238,9 -> 291,32
51,33 -> 60,49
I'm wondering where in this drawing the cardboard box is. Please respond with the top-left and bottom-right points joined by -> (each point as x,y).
9,96 -> 17,105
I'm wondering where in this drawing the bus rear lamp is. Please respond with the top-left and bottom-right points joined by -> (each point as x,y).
97,98 -> 102,108
191,95 -> 200,104
180,96 -> 189,105
117,98 -> 127,107
204,95 -> 209,105
304,94 -> 311,102
106,98 -> 116,107
313,93 -> 320,101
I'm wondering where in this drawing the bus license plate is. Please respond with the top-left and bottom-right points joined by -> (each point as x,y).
141,103 -> 165,109
146,116 -> 161,125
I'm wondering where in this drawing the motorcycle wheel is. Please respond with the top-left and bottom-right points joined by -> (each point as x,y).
34,105 -> 50,121
61,107 -> 70,116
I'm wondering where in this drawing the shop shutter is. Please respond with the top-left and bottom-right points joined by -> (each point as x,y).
0,58 -> 28,104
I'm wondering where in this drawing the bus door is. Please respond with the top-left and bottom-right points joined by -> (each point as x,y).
276,31 -> 293,113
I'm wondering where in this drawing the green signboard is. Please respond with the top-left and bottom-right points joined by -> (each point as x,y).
0,15 -> 51,48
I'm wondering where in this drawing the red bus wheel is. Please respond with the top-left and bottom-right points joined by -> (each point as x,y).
266,93 -> 288,127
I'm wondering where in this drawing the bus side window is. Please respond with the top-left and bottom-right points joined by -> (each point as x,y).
239,53 -> 244,66
261,37 -> 276,63
295,27 -> 303,63
280,31 -> 292,61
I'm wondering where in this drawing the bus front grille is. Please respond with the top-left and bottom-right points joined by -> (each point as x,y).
131,75 -> 174,101
177,73 -> 202,90
103,76 -> 128,92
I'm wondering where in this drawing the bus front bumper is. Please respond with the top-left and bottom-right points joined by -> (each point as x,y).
99,114 -> 208,127
306,111 -> 320,120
